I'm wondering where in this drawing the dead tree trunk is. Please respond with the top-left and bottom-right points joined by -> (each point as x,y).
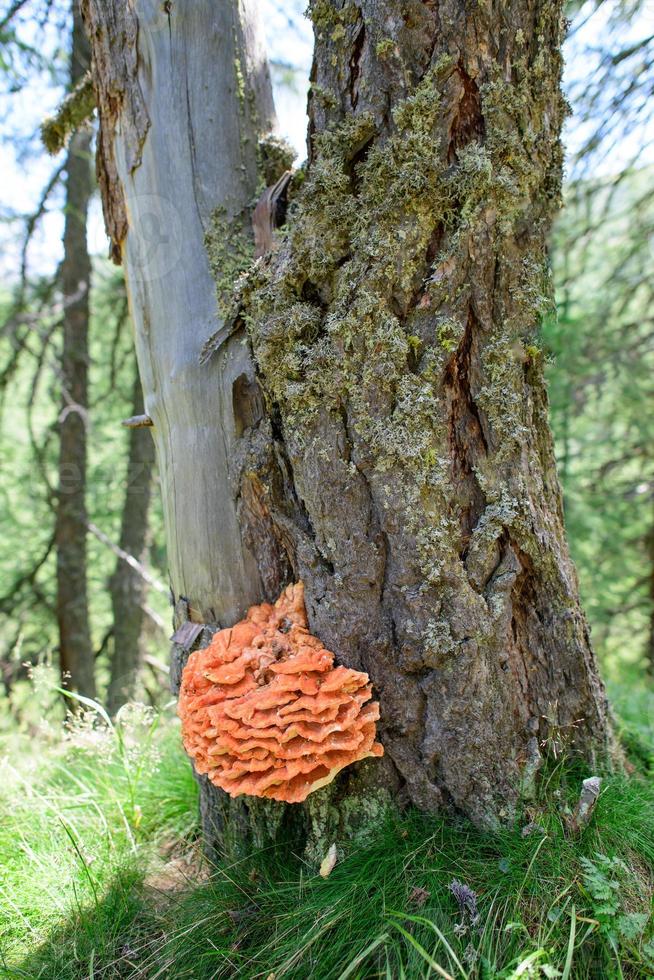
106,368 -> 155,714
56,3 -> 95,699
81,0 -> 296,852
83,0 -> 611,853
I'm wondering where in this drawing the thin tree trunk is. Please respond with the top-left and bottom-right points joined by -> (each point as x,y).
106,368 -> 155,714
83,0 -> 611,855
56,2 -> 95,699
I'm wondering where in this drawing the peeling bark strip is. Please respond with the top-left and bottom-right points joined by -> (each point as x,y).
80,0 -> 149,261
252,171 -> 293,258
240,0 -> 611,825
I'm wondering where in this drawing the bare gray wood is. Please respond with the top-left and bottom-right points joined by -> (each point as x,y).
82,0 -> 276,627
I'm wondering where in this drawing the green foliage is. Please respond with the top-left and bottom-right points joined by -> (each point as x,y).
0,701 -> 197,974
0,262 -> 168,713
579,853 -> 649,944
545,168 -> 654,675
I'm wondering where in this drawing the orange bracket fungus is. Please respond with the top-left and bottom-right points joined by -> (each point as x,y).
178,583 -> 383,803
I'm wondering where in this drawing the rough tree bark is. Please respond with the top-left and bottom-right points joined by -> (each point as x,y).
56,2 -> 95,699
106,368 -> 155,715
83,0 -> 611,854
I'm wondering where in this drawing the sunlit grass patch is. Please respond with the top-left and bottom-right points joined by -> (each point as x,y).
0,702 -> 197,974
143,782 -> 653,979
1,691 -> 653,979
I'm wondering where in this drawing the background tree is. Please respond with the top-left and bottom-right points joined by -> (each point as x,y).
545,1 -> 654,677
106,366 -> 156,715
0,0 -> 167,714
55,0 -> 94,697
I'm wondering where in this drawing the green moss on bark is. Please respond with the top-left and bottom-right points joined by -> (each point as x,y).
239,39 -> 566,588
258,133 -> 296,185
204,208 -> 254,319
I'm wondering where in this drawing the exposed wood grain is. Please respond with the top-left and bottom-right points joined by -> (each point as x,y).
83,0 -> 276,628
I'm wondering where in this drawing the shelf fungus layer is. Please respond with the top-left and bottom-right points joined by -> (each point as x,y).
178,582 -> 384,803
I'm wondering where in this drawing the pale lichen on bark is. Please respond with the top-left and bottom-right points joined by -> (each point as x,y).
41,71 -> 96,155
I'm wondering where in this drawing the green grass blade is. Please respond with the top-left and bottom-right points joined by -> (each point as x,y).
387,919 -> 456,980
388,911 -> 469,978
337,933 -> 389,980
561,906 -> 576,980
55,687 -> 114,730
58,816 -> 99,906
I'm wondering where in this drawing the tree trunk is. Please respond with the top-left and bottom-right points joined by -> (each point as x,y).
81,0 -> 297,853
238,0 -> 611,828
106,368 -> 155,715
83,0 -> 611,854
56,2 -> 95,699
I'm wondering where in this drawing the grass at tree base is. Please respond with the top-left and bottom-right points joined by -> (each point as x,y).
1,687 -> 653,979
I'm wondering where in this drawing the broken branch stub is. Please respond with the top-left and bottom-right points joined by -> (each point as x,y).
568,776 -> 602,834
121,414 -> 153,428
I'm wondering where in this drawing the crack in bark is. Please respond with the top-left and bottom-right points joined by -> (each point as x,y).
404,222 -> 444,321
506,539 -> 547,729
444,307 -> 489,553
447,62 -> 485,165
348,18 -> 366,109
